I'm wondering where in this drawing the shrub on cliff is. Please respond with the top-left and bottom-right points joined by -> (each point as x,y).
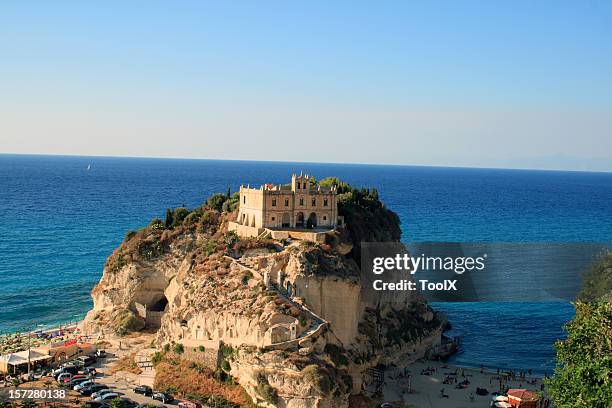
255,374 -> 277,404
208,193 -> 229,212
319,177 -> 401,262
112,309 -> 145,335
301,364 -> 333,395
546,253 -> 612,408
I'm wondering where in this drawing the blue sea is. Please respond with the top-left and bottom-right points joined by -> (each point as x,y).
2,154 -> 612,374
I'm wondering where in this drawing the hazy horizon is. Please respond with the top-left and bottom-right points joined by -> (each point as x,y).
2,151 -> 612,174
1,2 -> 611,171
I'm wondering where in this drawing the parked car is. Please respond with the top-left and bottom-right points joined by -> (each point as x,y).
56,372 -> 72,383
91,388 -> 115,399
78,355 -> 96,366
68,377 -> 90,387
133,385 -> 153,396
152,392 -> 174,404
96,350 -> 106,358
82,367 -> 97,377
54,365 -> 79,377
75,380 -> 95,391
68,359 -> 85,368
64,374 -> 86,383
94,392 -> 119,402
80,384 -> 108,396
178,400 -> 201,408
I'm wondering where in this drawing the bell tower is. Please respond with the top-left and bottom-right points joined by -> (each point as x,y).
291,171 -> 311,192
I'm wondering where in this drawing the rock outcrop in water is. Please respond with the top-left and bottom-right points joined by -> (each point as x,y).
83,183 -> 444,407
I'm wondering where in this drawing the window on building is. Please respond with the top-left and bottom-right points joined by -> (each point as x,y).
311,198 -> 316,206
303,182 -> 307,189
323,216 -> 327,221
272,217 -> 275,221
285,198 -> 289,206
296,183 -> 300,190
272,199 -> 276,207
299,198 -> 304,206
243,196 -> 246,204
323,198 -> 328,206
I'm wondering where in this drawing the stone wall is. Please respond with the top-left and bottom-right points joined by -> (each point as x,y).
227,221 -> 264,238
181,339 -> 222,370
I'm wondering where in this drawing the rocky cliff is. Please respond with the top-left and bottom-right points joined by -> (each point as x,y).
83,185 -> 444,408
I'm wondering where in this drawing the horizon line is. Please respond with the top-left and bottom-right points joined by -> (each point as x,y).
1,151 -> 611,175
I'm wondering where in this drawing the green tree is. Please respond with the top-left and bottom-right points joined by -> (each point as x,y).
208,193 -> 228,212
172,207 -> 190,226
545,252 -> 612,408
164,208 -> 174,229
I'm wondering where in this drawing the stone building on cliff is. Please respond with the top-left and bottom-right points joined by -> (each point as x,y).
229,173 -> 343,240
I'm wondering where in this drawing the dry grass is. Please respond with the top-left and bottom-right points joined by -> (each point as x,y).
108,352 -> 142,375
154,359 -> 255,407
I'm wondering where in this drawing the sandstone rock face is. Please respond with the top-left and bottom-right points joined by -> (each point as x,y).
84,212 -> 443,407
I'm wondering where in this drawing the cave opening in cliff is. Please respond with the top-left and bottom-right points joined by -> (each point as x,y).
149,295 -> 168,312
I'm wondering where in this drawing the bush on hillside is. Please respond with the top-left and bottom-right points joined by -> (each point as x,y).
546,252 -> 612,408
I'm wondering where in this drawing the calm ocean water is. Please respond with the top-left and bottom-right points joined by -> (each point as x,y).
1,154 -> 612,373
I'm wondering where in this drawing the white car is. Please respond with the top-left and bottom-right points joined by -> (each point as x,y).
94,392 -> 119,402
91,389 -> 115,399
74,380 -> 95,391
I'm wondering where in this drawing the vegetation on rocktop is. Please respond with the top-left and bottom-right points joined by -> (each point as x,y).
545,252 -> 612,408
319,177 -> 401,261
105,190 -> 235,273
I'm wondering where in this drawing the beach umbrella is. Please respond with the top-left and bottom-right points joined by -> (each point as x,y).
495,402 -> 511,408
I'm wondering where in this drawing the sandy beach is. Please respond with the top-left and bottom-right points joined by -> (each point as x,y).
383,360 -> 546,408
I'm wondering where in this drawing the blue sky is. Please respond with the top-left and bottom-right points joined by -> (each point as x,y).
1,1 -> 611,170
